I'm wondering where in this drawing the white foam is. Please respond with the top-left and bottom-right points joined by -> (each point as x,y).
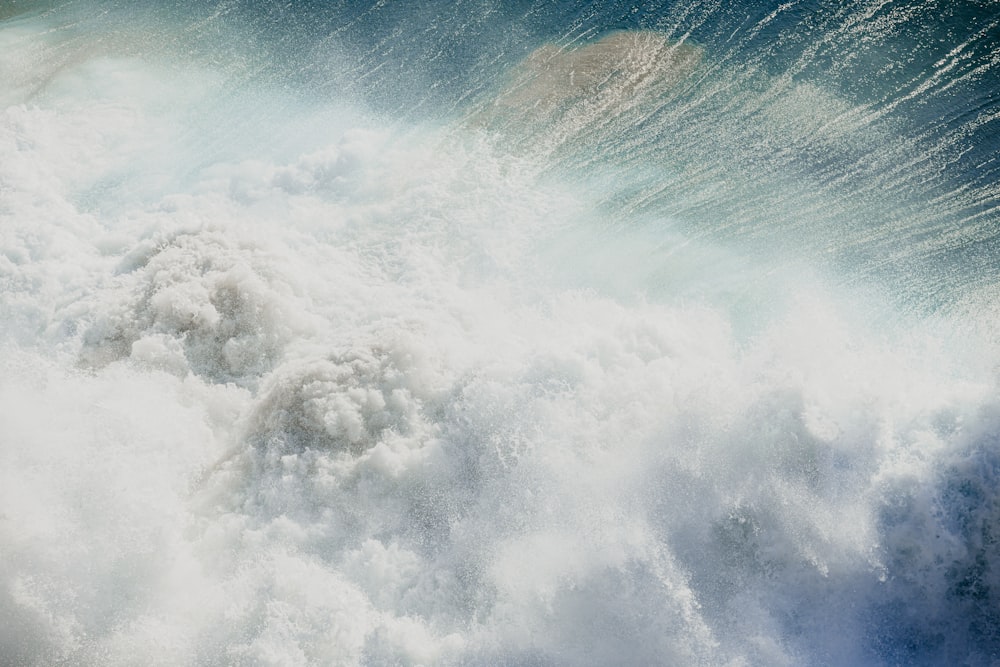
3,7 -> 1000,667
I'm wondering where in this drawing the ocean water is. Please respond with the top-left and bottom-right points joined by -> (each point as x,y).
2,1 -> 1000,665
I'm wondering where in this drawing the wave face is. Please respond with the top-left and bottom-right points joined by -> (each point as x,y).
2,1 -> 1000,665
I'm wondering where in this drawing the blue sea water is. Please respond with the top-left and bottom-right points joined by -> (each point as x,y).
1,1 -> 999,665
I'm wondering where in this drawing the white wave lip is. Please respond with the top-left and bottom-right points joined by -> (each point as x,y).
2,5 -> 1000,667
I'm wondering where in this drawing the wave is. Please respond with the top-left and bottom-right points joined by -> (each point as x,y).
2,1 -> 1000,665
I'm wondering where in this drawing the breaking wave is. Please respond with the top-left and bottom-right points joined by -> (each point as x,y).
2,1 -> 1000,665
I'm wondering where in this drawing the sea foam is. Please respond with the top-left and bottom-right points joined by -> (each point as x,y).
2,4 -> 1000,666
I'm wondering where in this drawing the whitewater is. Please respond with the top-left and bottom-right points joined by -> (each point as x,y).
2,0 -> 999,665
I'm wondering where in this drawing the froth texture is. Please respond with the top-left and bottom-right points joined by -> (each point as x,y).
2,5 -> 1000,667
